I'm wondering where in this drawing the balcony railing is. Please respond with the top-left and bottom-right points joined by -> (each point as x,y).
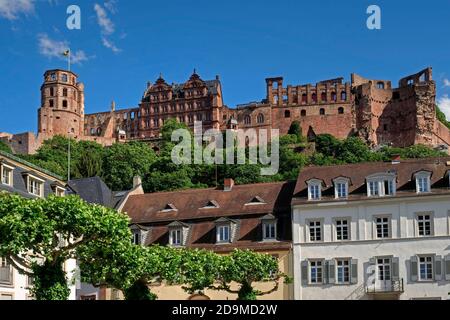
365,279 -> 404,294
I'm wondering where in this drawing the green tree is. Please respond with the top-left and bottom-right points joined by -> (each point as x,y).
0,193 -> 131,300
216,249 -> 290,300
103,142 -> 156,191
288,121 -> 303,141
0,140 -> 12,153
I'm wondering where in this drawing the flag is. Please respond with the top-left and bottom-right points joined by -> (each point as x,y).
62,49 -> 70,57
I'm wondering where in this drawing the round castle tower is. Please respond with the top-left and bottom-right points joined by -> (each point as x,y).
38,69 -> 85,139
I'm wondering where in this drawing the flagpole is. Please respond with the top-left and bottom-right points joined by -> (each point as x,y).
68,50 -> 71,72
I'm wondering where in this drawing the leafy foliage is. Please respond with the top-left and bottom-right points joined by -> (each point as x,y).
0,140 -> 12,153
0,193 -> 132,300
436,104 -> 450,129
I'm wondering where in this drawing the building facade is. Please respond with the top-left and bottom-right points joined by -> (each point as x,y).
121,179 -> 295,300
0,150 -> 75,300
292,158 -> 450,300
2,67 -> 450,154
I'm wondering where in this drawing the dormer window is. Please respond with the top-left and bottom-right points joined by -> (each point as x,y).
246,196 -> 266,205
53,186 -> 65,197
167,221 -> 189,247
307,179 -> 323,201
215,218 -> 236,244
261,214 -> 277,241
333,177 -> 349,199
415,171 -> 431,193
161,204 -> 177,212
25,174 -> 44,197
0,163 -> 14,186
202,200 -> 219,209
132,231 -> 141,245
366,173 -> 396,197
169,228 -> 183,246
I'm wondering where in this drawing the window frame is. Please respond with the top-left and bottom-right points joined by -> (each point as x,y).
307,219 -> 323,242
418,255 -> 434,281
0,163 -> 14,186
0,257 -> 13,286
26,175 -> 44,198
334,218 -> 351,241
366,173 -> 396,198
415,213 -> 433,237
169,227 -> 183,247
309,259 -> 324,285
415,172 -> 431,194
374,215 -> 391,239
333,177 -> 349,199
262,220 -> 277,241
307,179 -> 322,201
336,258 -> 351,284
216,224 -> 231,243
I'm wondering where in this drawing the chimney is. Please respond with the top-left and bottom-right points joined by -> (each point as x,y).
133,176 -> 142,189
391,154 -> 401,164
224,178 -> 234,191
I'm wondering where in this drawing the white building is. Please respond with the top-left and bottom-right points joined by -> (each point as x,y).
0,150 -> 76,300
292,157 -> 450,300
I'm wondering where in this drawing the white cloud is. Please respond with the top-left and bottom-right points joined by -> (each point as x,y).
102,37 -> 121,53
0,0 -> 34,20
444,79 -> 450,87
94,2 -> 122,53
438,95 -> 450,121
38,34 -> 89,64
94,3 -> 114,35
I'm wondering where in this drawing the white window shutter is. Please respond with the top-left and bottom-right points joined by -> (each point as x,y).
445,255 -> 450,281
328,260 -> 335,284
301,260 -> 309,285
351,259 -> 358,284
392,257 -> 400,281
434,255 -> 443,281
410,256 -> 418,282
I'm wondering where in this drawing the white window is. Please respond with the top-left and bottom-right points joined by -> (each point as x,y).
419,256 -> 433,281
368,181 -> 379,197
217,224 -> 231,243
416,174 -> 430,193
0,257 -> 12,285
336,182 -> 348,199
309,260 -> 323,284
417,214 -> 432,236
28,176 -> 43,197
308,180 -> 322,201
132,231 -> 141,245
1,165 -> 13,186
263,221 -> 277,240
375,216 -> 390,239
336,259 -> 351,284
335,219 -> 349,241
54,187 -> 65,197
308,220 -> 322,242
169,228 -> 183,246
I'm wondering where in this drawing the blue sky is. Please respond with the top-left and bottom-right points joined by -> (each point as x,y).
1,0 -> 450,133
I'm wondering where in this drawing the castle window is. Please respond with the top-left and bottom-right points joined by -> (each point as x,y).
49,99 -> 54,108
257,113 -> 264,124
154,106 -> 159,113
302,93 -> 307,103
50,87 -> 54,96
377,82 -> 385,89
62,100 -> 68,108
63,88 -> 68,97
50,73 -> 57,81
338,107 -> 344,114
153,118 -> 159,127
341,91 -> 347,101
321,92 -> 327,102
61,74 -> 68,82
320,108 -> 325,115
312,93 -> 317,103
301,110 -> 306,117
188,115 -> 194,124
90,128 -> 96,135
383,124 -> 388,131
131,112 -> 135,120
331,92 -> 337,101
284,110 -> 291,118
244,115 -> 251,125
197,113 -> 203,121
407,79 -> 414,86
206,113 -> 212,121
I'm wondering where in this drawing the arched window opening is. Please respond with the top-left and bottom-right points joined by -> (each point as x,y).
377,82 -> 385,89
301,110 -> 306,117
338,107 -> 344,114
341,91 -> 347,101
244,115 -> 251,125
302,93 -> 307,103
312,93 -> 317,103
331,92 -> 337,102
257,113 -> 264,124
321,92 -> 327,102
284,110 -> 291,118
320,108 -> 325,115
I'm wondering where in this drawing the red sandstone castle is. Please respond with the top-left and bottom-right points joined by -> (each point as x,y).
1,67 -> 449,154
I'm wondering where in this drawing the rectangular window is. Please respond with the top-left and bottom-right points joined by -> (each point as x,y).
28,177 -> 43,197
132,232 -> 141,245
263,221 -> 277,240
417,214 -> 432,236
1,166 -> 13,186
309,220 -> 322,242
336,219 -> 349,241
309,260 -> 323,284
309,184 -> 321,200
170,229 -> 182,246
336,259 -> 350,284
336,183 -> 348,198
0,257 -> 12,285
419,256 -> 433,280
217,225 -> 230,243
417,177 -> 430,193
369,181 -> 379,197
376,217 -> 390,239
384,179 -> 395,195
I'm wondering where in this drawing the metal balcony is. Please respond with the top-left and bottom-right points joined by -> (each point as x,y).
365,279 -> 404,295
